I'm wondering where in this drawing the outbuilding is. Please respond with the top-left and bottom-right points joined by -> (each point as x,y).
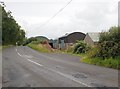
84,32 -> 100,46
58,32 -> 86,49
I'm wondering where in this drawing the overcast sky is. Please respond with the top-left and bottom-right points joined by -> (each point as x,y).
3,0 -> 119,39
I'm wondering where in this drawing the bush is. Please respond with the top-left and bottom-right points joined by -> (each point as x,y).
87,46 -> 99,58
94,41 -> 119,59
93,26 -> 120,59
73,41 -> 90,54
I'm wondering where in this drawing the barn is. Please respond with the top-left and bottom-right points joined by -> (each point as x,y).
58,32 -> 86,49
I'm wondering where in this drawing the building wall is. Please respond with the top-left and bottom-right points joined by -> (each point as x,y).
53,42 -> 59,49
84,34 -> 94,46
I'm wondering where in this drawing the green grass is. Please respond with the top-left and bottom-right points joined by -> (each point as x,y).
0,46 -> 2,51
80,54 -> 120,69
2,46 -> 8,49
56,49 -> 81,57
27,43 -> 51,53
1,45 -> 13,50
58,49 -> 120,69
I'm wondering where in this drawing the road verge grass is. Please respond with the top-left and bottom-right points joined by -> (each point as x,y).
58,49 -> 119,69
27,43 -> 51,53
0,46 -> 1,49
80,54 -> 120,69
1,45 -> 13,50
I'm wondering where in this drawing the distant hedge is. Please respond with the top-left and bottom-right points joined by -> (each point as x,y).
23,37 -> 37,46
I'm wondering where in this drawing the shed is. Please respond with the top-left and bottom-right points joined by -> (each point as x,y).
84,32 -> 100,46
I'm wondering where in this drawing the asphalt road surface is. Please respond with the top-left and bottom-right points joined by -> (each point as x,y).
0,50 -> 2,88
2,46 -> 118,87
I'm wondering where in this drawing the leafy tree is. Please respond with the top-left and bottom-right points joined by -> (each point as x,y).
1,2 -> 26,45
0,4 -> 2,45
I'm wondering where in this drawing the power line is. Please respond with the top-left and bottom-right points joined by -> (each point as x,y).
41,0 -> 73,27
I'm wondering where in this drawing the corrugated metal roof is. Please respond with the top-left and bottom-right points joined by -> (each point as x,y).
87,32 -> 100,42
59,32 -> 85,39
59,33 -> 69,38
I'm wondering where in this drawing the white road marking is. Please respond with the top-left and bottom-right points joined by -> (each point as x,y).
17,52 -> 22,56
27,58 -> 43,66
23,55 -> 33,59
16,48 -> 43,66
16,48 -> 22,56
15,48 -> 90,87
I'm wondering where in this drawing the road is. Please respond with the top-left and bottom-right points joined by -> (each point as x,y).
0,49 -> 2,88
2,46 -> 118,87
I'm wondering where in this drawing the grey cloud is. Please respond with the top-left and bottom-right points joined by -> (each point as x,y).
75,2 -> 112,26
4,0 -> 118,39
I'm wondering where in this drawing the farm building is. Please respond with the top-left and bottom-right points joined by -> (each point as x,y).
49,39 -> 59,49
84,32 -> 100,46
49,32 -> 86,49
58,32 -> 86,49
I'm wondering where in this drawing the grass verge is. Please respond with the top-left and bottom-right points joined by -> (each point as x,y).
1,45 -> 13,50
80,54 -> 120,69
2,46 -> 8,49
58,50 -> 119,69
27,43 -> 51,53
0,46 -> 2,51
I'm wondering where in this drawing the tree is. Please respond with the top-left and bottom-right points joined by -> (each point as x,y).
1,2 -> 26,45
